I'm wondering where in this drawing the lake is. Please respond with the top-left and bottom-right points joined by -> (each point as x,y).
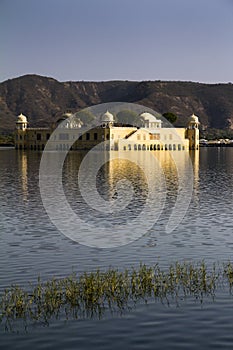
0,147 -> 233,349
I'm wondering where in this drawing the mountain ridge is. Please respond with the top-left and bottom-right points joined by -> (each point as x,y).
1,74 -> 233,133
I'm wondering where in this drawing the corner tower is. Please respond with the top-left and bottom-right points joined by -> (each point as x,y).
187,113 -> 200,150
15,113 -> 28,149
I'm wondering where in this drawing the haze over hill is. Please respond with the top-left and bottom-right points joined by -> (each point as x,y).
0,74 -> 233,133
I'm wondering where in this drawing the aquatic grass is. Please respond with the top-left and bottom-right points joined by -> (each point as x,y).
223,262 -> 233,290
1,261 -> 233,329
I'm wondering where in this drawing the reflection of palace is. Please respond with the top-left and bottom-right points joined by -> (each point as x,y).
19,152 -> 28,201
190,150 -> 200,195
15,111 -> 199,151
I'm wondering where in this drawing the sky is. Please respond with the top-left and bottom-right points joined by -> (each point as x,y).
1,0 -> 233,83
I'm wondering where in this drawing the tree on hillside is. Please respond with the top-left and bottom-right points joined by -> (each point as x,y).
116,110 -> 138,125
75,110 -> 95,126
163,112 -> 177,124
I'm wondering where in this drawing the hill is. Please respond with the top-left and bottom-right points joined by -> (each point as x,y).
1,74 -> 233,133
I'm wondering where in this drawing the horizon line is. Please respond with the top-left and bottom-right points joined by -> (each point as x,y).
1,73 -> 233,86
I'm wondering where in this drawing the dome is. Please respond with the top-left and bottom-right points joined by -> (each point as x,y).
139,112 -> 158,122
101,110 -> 114,123
56,112 -> 73,124
189,113 -> 199,123
62,112 -> 73,118
17,113 -> 28,123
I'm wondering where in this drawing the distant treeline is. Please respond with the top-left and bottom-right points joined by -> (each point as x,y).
0,134 -> 14,146
200,128 -> 233,140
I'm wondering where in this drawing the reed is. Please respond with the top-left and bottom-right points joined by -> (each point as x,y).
0,261 -> 233,328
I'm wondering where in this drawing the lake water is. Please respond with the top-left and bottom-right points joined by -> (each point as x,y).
0,147 -> 233,349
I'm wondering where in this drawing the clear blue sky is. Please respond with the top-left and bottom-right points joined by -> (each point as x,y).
1,0 -> 233,83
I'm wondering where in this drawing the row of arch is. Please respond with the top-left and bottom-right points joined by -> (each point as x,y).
16,144 -> 46,150
16,143 -> 187,151
29,144 -> 45,151
55,144 -> 71,151
123,144 -> 185,151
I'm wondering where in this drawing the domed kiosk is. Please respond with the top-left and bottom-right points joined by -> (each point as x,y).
139,112 -> 162,129
16,113 -> 28,130
188,113 -> 200,127
56,112 -> 83,129
101,110 -> 115,127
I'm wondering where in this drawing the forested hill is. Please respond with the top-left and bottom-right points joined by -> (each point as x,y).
1,74 -> 233,133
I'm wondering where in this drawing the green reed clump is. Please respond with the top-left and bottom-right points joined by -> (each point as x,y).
170,261 -> 218,297
0,286 -> 30,320
0,261 -> 231,327
223,262 -> 233,288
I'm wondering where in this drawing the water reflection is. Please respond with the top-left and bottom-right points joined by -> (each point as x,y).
14,149 -> 200,243
19,152 -> 28,202
189,150 -> 200,200
55,150 -> 167,247
62,149 -> 196,240
63,149 -> 196,203
2,148 -> 233,347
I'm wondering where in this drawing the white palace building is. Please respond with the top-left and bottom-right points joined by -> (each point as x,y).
15,111 -> 200,151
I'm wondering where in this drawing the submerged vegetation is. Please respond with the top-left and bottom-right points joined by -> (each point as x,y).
1,261 -> 233,330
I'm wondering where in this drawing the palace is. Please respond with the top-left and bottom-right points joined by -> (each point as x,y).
15,111 -> 199,151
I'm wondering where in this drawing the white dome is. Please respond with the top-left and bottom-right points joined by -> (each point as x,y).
189,113 -> 199,123
17,113 -> 28,123
139,112 -> 158,122
62,112 -> 73,118
101,110 -> 114,123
